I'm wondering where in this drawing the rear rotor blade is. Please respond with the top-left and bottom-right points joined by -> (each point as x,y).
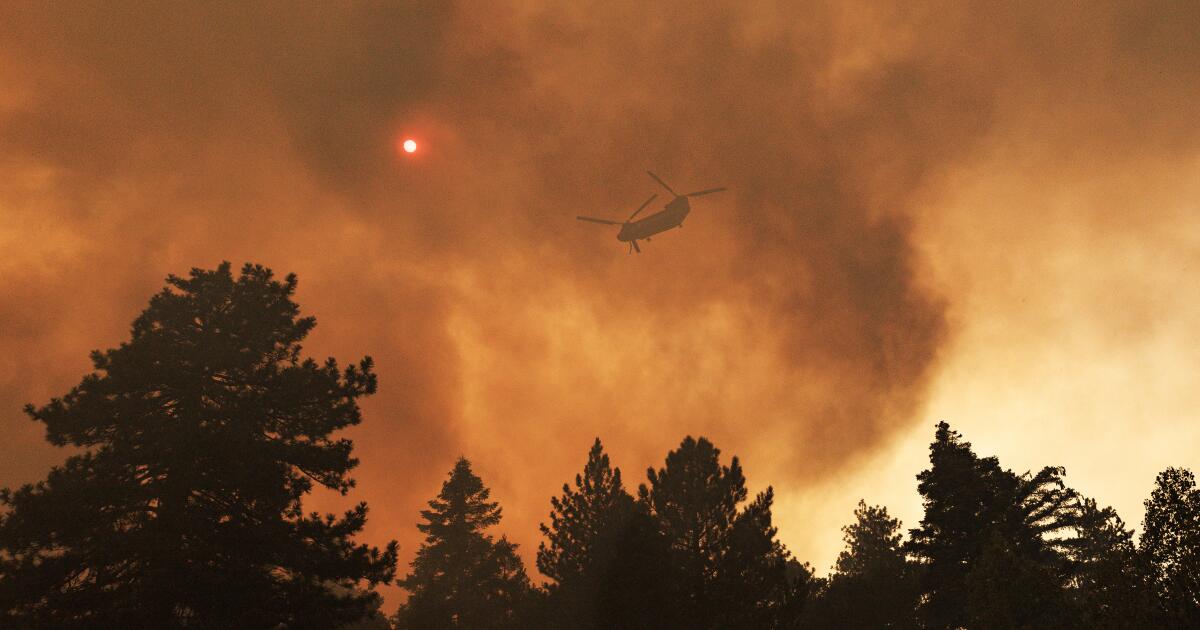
647,171 -> 677,196
577,216 -> 622,225
627,194 -> 658,221
685,187 -> 726,197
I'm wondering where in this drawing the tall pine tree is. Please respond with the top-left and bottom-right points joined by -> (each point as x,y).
0,262 -> 397,628
907,422 -> 1003,629
638,436 -> 799,629
1066,498 -> 1160,628
594,508 -> 680,629
907,422 -> 1081,630
713,487 -> 805,629
537,438 -> 635,629
395,458 -> 531,630
806,501 -> 921,630
1141,467 -> 1200,629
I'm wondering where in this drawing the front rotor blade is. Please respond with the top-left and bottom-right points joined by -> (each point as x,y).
685,187 -> 726,197
577,216 -> 622,225
627,193 -> 658,221
647,171 -> 677,196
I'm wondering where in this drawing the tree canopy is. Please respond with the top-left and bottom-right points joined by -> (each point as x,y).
537,438 -> 635,629
1141,467 -> 1200,628
0,262 -> 396,628
907,422 -> 1084,629
394,458 -> 531,630
1,262 -> 1195,629
805,501 -> 921,629
638,436 -> 802,629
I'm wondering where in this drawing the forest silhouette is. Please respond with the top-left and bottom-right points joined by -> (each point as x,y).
1,263 -> 1197,629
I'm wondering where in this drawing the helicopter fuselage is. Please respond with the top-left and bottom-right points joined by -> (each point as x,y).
618,197 -> 690,242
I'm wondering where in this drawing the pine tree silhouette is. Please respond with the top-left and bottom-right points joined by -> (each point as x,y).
395,458 -> 531,630
638,436 -> 800,629
806,501 -> 920,629
1141,467 -> 1200,629
1065,497 -> 1160,628
0,262 -> 397,628
538,438 -> 635,629
907,422 -> 1082,629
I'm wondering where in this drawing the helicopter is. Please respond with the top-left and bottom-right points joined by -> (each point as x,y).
576,171 -> 726,253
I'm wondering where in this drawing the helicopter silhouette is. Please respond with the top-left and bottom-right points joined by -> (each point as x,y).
576,171 -> 725,253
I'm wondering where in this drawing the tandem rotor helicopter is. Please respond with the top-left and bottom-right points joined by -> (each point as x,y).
576,171 -> 726,253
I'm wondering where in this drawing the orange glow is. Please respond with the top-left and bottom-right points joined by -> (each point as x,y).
3,2 -> 1200,612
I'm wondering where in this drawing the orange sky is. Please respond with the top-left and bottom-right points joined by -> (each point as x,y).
2,1 -> 1199,607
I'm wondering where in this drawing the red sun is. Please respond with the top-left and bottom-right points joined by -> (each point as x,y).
401,138 -> 417,154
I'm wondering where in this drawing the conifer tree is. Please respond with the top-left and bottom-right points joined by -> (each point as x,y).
395,458 -> 531,630
537,438 -> 635,629
594,508 -> 680,629
964,531 -> 1073,629
1067,498 -> 1160,629
907,422 -> 1008,629
1141,467 -> 1200,629
835,501 -> 908,578
806,501 -> 920,629
638,436 -> 798,628
907,422 -> 1081,630
713,487 -> 805,629
0,262 -> 397,628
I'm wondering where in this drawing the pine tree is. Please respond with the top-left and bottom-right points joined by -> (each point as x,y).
395,458 -> 531,630
638,436 -> 797,628
712,487 -> 805,629
537,438 -> 635,629
1066,498 -> 1160,629
806,501 -> 920,629
835,501 -> 908,578
0,262 -> 397,628
964,531 -> 1073,630
1140,467 -> 1200,629
907,422 -> 1081,630
907,422 -> 1009,629
594,508 -> 680,629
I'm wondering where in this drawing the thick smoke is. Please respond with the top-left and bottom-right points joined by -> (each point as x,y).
3,1 -> 1199,602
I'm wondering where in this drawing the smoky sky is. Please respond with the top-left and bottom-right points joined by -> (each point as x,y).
3,0 -> 1200,603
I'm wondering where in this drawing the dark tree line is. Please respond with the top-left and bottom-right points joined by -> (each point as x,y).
2,262 -> 1198,629
397,425 -> 1200,630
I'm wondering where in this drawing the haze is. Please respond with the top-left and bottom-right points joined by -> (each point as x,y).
3,1 -> 1198,605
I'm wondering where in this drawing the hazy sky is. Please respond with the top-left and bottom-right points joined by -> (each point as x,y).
2,1 -> 1199,605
